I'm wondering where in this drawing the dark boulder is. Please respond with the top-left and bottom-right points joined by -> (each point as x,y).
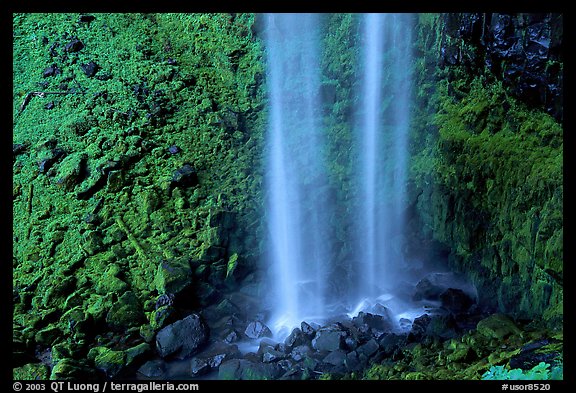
218,359 -> 281,380
189,342 -> 241,377
244,321 -> 272,339
43,64 -> 60,78
378,333 -> 406,357
322,349 -> 347,367
311,329 -> 345,352
344,351 -> 362,372
301,321 -> 317,337
290,345 -> 312,362
425,314 -> 460,339
138,360 -> 166,378
171,164 -> 198,188
413,272 -> 471,301
407,314 -> 432,343
352,311 -> 394,335
509,338 -> 562,370
285,327 -> 311,350
356,338 -> 379,359
439,287 -> 475,314
156,314 -> 208,359
80,61 -> 100,78
64,37 -> 84,53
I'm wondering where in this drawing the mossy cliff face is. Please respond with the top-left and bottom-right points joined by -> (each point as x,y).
408,14 -> 563,328
13,13 -> 265,378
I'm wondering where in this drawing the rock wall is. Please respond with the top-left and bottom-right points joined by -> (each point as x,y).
408,13 -> 563,328
13,13 -> 267,379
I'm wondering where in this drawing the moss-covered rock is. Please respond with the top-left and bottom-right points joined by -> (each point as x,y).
88,347 -> 127,378
153,258 -> 192,295
50,358 -> 98,380
476,314 -> 522,340
106,291 -> 145,330
13,363 -> 50,380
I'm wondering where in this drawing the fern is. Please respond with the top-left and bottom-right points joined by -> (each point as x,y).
482,361 -> 563,380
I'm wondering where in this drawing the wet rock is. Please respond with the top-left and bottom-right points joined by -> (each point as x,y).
171,163 -> 198,188
439,288 -> 475,314
224,330 -> 240,344
322,349 -> 347,366
201,298 -> 240,325
244,321 -> 272,339
189,358 -> 210,377
64,37 -> 84,53
301,321 -> 317,337
218,358 -> 281,380
189,342 -> 241,377
262,347 -> 285,363
352,311 -> 394,335
156,314 -> 208,359
285,327 -> 310,350
311,329 -> 345,352
356,338 -> 379,359
80,61 -> 100,77
509,339 -> 562,370
399,318 -> 412,330
290,345 -> 312,362
407,314 -> 432,343
476,313 -> 521,339
413,272 -> 457,301
155,293 -> 175,309
345,351 -> 362,372
138,359 -> 166,378
106,291 -> 145,330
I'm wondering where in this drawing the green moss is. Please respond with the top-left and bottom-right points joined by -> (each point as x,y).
88,346 -> 127,378
13,363 -> 51,380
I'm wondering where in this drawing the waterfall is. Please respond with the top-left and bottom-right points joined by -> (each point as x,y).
264,13 -> 331,337
355,13 -> 413,310
264,13 -> 414,339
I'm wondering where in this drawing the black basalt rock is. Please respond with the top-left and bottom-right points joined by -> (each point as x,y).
171,164 -> 198,189
155,314 -> 209,359
64,37 -> 84,53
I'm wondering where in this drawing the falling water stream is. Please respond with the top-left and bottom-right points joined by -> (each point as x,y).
264,13 -> 420,340
264,13 -> 331,338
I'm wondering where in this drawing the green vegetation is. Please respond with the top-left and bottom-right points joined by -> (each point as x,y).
13,13 -> 266,379
482,362 -> 563,380
409,15 -> 563,328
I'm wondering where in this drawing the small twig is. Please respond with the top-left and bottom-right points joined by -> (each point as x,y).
19,90 -> 85,113
115,217 -> 152,265
26,183 -> 33,215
